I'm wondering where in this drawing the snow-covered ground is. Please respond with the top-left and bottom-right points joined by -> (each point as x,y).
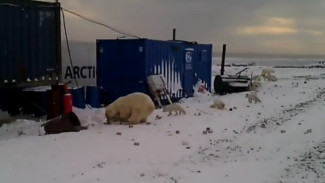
0,65 -> 325,183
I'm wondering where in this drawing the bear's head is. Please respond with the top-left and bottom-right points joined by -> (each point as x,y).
105,105 -> 117,122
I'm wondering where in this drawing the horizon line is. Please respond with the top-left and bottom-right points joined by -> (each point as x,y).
60,40 -> 325,59
213,52 -> 325,59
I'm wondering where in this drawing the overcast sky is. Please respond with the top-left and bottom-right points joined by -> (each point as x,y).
57,0 -> 325,56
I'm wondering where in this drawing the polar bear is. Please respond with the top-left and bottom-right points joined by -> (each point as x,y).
261,68 -> 275,79
249,81 -> 260,91
210,98 -> 225,109
252,75 -> 263,82
245,92 -> 261,103
105,96 -> 131,122
265,74 -> 277,82
162,103 -> 186,116
105,92 -> 155,124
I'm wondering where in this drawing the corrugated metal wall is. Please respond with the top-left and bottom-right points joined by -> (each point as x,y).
192,44 -> 213,91
97,39 -> 212,104
145,40 -> 184,98
97,39 -> 147,102
0,0 -> 61,87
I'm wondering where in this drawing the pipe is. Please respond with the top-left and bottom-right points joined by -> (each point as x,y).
220,44 -> 226,75
173,28 -> 176,40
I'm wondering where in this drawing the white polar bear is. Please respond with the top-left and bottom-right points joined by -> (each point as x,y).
210,98 -> 225,109
249,81 -> 260,91
245,92 -> 261,103
261,68 -> 275,79
105,92 -> 155,124
252,75 -> 263,82
265,74 -> 277,82
162,103 -> 186,116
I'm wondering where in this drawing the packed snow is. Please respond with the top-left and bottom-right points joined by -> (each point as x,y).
1,65 -> 325,183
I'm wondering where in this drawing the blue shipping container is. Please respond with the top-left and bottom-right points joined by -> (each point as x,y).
0,0 -> 61,87
97,39 -> 212,104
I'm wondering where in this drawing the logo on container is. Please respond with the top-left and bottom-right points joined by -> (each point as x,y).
185,51 -> 193,63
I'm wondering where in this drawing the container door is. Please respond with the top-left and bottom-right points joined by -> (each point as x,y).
0,41 -> 6,81
183,48 -> 194,97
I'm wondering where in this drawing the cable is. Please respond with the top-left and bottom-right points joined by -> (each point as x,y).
61,8 -> 79,88
61,7 -> 141,39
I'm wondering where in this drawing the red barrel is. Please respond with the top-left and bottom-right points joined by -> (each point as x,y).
63,93 -> 73,114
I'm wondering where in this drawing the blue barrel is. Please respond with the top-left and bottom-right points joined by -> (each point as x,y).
70,87 -> 85,109
86,86 -> 101,108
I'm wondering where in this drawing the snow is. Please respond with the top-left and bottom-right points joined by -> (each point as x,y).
1,65 -> 325,183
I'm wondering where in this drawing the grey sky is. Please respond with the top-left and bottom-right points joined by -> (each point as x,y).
58,0 -> 325,56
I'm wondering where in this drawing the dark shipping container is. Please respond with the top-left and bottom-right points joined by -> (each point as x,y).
0,0 -> 61,87
97,39 -> 212,104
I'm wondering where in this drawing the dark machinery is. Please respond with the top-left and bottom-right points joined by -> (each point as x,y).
214,44 -> 251,95
214,67 -> 251,95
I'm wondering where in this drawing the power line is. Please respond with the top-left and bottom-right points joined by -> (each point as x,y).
61,7 -> 141,39
61,8 -> 79,87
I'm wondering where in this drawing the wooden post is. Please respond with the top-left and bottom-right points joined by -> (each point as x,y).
220,44 -> 226,75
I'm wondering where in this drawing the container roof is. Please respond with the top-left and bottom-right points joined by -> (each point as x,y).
0,0 -> 59,6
